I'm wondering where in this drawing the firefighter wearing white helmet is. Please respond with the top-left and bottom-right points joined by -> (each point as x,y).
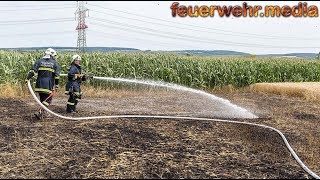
72,54 -> 81,62
26,48 -> 60,119
65,54 -> 88,113
43,48 -> 57,59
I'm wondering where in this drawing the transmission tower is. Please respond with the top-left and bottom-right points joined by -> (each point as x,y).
75,1 -> 89,52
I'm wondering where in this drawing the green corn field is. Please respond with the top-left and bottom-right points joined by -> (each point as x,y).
1,50 -> 320,91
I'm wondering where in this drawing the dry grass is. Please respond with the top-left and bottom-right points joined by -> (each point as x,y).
0,83 -> 174,100
210,84 -> 238,93
249,82 -> 320,102
2,82 -> 320,103
0,83 -> 24,98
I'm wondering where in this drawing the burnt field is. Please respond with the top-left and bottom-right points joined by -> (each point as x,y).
0,90 -> 319,179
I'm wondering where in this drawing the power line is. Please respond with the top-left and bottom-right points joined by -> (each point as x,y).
87,3 -> 320,40
0,6 -> 75,11
0,3 -> 75,8
0,18 -> 74,26
88,18 -> 320,49
89,29 -> 201,49
0,20 -> 74,26
0,31 -> 74,37
90,18 -> 249,47
90,21 -> 235,46
0,18 -> 74,23
89,9 -> 319,41
89,21 -> 258,49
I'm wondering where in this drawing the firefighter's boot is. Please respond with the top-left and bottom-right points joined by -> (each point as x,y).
72,105 -> 78,113
66,104 -> 73,113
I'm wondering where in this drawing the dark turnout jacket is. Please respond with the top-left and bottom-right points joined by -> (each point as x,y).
27,57 -> 60,94
65,63 -> 86,95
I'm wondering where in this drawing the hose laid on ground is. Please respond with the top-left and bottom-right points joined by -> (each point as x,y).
27,79 -> 319,179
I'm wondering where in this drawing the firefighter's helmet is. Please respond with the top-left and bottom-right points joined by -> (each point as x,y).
44,48 -> 57,59
72,54 -> 81,62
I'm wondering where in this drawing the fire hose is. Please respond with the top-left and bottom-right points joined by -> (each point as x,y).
26,78 -> 319,179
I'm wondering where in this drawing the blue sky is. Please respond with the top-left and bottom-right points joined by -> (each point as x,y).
0,1 -> 320,54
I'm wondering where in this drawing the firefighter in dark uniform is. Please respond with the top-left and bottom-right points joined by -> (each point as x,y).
65,54 -> 87,113
26,48 -> 60,119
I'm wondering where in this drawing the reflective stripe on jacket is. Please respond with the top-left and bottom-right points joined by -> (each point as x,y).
31,57 -> 60,94
65,63 -> 83,94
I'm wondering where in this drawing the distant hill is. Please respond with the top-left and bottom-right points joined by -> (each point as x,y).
156,50 -> 251,56
0,47 -> 317,59
257,53 -> 318,59
0,47 -> 251,56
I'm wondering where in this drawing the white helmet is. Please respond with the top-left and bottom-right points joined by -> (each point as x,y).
44,48 -> 57,58
72,54 -> 81,62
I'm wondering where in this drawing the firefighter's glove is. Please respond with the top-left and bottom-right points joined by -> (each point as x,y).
26,72 -> 34,80
75,74 -> 82,79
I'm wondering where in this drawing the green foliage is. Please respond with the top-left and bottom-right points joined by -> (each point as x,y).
1,50 -> 320,89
